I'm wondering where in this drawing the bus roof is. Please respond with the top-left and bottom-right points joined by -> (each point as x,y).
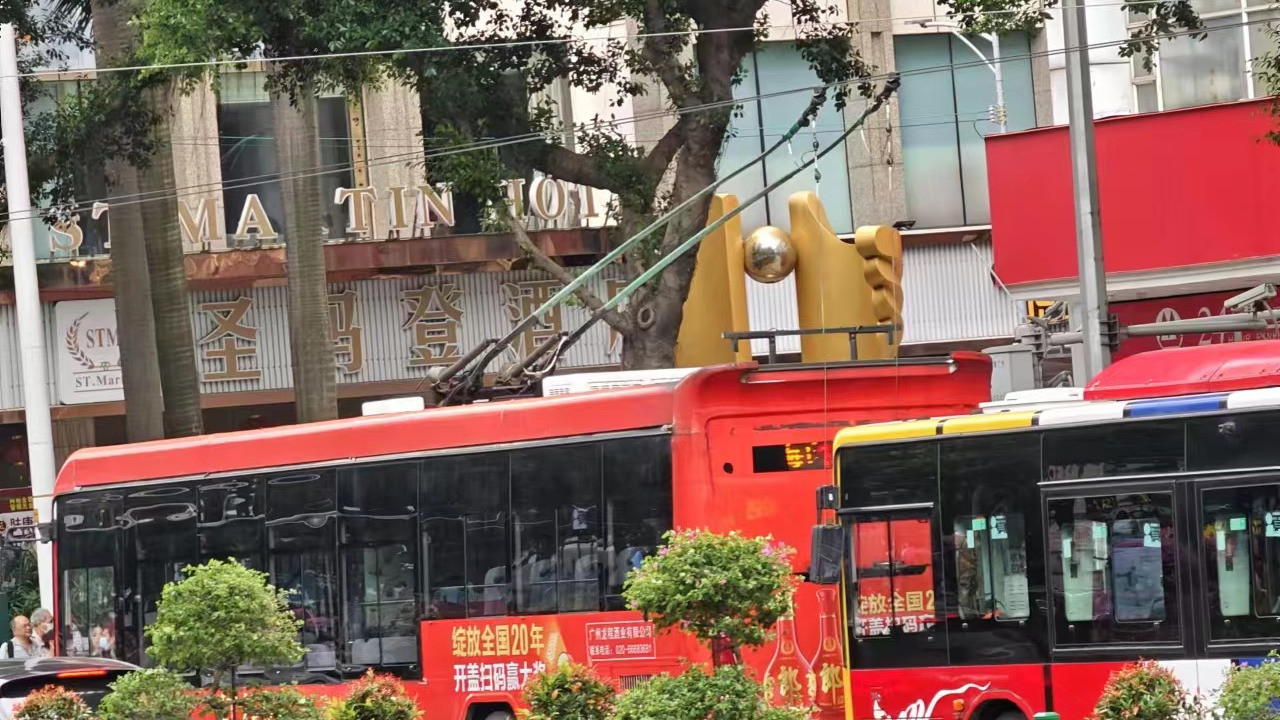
57,354 -> 990,494
833,340 -> 1280,450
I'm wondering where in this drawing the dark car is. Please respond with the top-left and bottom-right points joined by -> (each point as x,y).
0,657 -> 138,718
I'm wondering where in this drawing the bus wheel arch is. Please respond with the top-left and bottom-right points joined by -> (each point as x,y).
467,701 -> 514,720
972,698 -> 1028,720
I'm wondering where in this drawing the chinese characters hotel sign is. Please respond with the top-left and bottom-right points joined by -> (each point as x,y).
53,269 -> 623,405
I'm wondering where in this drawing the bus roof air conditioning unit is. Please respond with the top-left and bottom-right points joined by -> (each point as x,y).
542,368 -> 699,397
980,387 -> 1085,414
362,396 -> 427,416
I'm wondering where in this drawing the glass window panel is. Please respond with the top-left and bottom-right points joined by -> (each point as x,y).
1136,82 -> 1160,113
1159,16 -> 1247,109
422,453 -> 510,619
953,32 -> 1037,226
343,544 -> 418,666
954,514 -> 1031,621
1043,420 -> 1185,481
217,72 -> 353,245
1046,492 -> 1179,645
1201,483 -> 1280,641
511,443 -> 602,614
1249,10 -> 1280,66
1188,411 -> 1280,470
1132,53 -> 1153,79
754,43 -> 854,234
896,34 -> 964,228
198,478 -> 264,569
719,53 -> 770,234
851,517 -> 937,637
602,436 -> 673,609
1193,0 -> 1243,14
267,470 -> 338,670
126,485 -> 197,666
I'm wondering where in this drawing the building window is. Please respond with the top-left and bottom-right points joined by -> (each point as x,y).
718,42 -> 855,234
217,71 -> 355,246
26,80 -> 110,261
1131,1 -> 1279,111
894,32 -> 1037,229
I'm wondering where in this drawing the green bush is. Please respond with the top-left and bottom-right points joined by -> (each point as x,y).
1091,660 -> 1194,720
1219,656 -> 1280,720
622,530 -> 796,651
145,559 -> 304,680
98,668 -> 198,720
329,670 -> 421,720
12,685 -> 93,720
522,662 -> 614,720
226,685 -> 324,720
612,665 -> 809,720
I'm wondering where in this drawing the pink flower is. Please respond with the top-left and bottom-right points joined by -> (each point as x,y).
659,547 -> 669,556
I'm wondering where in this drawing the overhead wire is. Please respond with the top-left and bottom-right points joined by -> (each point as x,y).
5,14 -> 1271,226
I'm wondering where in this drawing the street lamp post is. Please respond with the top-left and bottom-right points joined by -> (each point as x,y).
915,20 -> 1006,133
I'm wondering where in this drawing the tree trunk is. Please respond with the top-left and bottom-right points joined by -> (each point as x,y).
91,0 -> 164,442
271,81 -> 337,423
139,79 -> 204,438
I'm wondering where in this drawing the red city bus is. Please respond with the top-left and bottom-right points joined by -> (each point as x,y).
51,357 -> 990,720
811,340 -> 1280,720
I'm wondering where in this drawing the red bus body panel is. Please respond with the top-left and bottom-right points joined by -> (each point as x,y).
53,356 -> 994,720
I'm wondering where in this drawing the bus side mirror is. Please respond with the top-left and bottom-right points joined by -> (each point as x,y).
809,524 -> 843,585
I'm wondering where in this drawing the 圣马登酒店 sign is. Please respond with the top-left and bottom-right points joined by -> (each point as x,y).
51,269 -> 626,405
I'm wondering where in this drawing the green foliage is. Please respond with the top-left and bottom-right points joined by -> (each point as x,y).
1218,655 -> 1280,720
144,559 -> 304,674
613,665 -> 809,720
328,670 -> 422,720
213,685 -> 325,720
623,530 -> 797,651
1,546 -> 40,618
12,685 -> 93,720
522,662 -> 614,720
1091,660 -> 1196,720
98,669 -> 198,720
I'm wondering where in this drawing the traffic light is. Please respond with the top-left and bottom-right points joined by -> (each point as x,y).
674,194 -> 751,367
851,223 -> 904,359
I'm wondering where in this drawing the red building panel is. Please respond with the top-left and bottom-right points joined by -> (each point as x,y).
986,99 -> 1280,287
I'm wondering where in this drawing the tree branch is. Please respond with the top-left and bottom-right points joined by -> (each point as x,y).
643,117 -> 687,177
508,212 -> 633,334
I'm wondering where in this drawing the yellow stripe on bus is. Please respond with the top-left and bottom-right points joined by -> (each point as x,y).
939,411 -> 1036,435
833,419 -> 939,449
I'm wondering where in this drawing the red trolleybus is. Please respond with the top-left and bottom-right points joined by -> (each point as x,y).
50,357 -> 990,720
811,340 -> 1280,720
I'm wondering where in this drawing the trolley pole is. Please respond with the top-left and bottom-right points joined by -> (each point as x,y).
1062,0 -> 1111,381
1,23 -> 58,611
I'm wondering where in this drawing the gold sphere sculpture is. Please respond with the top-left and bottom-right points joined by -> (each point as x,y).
743,225 -> 798,284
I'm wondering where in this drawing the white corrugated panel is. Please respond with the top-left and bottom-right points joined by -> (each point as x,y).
900,241 -> 1019,344
745,274 -> 801,356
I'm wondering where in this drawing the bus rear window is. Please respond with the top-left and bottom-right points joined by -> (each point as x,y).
851,517 -> 936,637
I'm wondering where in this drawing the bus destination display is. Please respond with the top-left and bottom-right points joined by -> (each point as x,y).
752,441 -> 832,473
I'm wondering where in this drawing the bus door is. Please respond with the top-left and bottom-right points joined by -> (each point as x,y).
840,503 -> 947,670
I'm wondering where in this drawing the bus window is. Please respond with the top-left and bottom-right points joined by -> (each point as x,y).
267,470 -> 338,671
198,479 -> 264,569
59,492 -> 120,659
339,462 -> 418,667
127,485 -> 198,666
512,443 -> 603,614
954,514 -> 1030,621
1047,493 -> 1178,645
603,436 -> 673,610
422,453 -> 511,620
1201,484 -> 1280,641
851,516 -> 936,637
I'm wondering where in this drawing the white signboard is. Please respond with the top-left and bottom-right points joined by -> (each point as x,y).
0,509 -> 37,542
54,299 -> 124,405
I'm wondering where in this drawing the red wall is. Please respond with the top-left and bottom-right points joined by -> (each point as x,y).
987,99 -> 1280,287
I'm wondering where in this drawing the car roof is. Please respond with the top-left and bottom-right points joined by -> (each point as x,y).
0,657 -> 137,683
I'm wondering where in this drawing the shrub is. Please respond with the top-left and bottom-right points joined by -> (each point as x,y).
612,665 -> 809,720
1219,655 -> 1280,720
1091,660 -> 1193,720
98,668 -> 199,720
12,685 -> 93,720
623,530 -> 796,652
223,685 -> 324,720
522,662 -> 614,720
329,670 -> 421,720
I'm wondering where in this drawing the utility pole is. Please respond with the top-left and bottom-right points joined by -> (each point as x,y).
0,23 -> 57,611
914,21 -> 1006,133
1061,1 -> 1111,381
